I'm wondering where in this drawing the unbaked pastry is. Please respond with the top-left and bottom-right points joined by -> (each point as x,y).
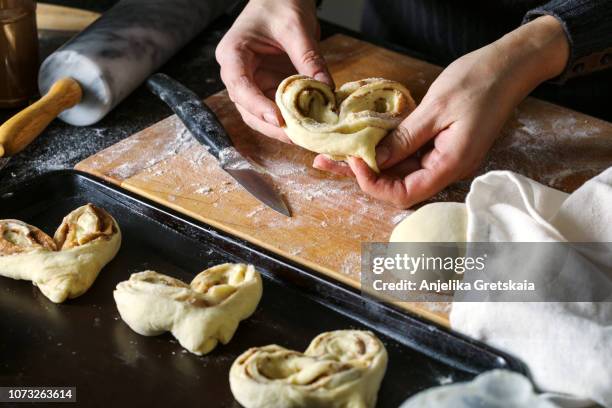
0,204 -> 121,303
276,75 -> 416,172
114,263 -> 262,355
389,202 -> 468,243
389,202 -> 467,285
229,330 -> 387,408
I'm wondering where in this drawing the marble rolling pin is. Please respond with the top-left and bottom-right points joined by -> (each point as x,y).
0,0 -> 231,162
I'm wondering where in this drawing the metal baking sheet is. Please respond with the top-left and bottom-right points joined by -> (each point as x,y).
0,171 -> 526,407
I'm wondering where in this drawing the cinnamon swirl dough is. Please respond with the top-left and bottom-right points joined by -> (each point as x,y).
229,330 -> 387,408
0,204 -> 121,303
276,75 -> 416,172
114,263 -> 262,355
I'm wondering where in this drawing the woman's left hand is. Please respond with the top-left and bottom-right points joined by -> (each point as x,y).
314,16 -> 569,208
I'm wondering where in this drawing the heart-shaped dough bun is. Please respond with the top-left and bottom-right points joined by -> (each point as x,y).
114,263 -> 263,355
230,330 -> 387,408
276,75 -> 416,172
0,204 -> 121,303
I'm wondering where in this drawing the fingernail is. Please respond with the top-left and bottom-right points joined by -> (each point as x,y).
376,146 -> 390,167
314,72 -> 332,85
263,112 -> 280,127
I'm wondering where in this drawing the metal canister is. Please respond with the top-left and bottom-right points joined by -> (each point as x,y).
0,0 -> 38,108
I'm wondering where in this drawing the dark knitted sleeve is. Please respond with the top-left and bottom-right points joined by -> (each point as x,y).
523,0 -> 612,82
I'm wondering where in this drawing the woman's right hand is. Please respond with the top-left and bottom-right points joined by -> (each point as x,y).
216,0 -> 333,142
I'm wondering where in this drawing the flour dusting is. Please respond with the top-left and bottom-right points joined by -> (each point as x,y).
391,211 -> 412,225
195,186 -> 212,194
340,252 -> 361,277
107,120 -> 196,180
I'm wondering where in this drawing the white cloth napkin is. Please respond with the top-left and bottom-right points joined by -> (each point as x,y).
399,370 -> 561,408
450,168 -> 612,407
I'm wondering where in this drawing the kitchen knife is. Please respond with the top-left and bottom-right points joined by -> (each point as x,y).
146,73 -> 291,217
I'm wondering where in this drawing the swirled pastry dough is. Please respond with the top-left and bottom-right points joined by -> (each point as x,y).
276,75 -> 416,172
0,204 -> 121,303
230,330 -> 387,408
114,263 -> 263,355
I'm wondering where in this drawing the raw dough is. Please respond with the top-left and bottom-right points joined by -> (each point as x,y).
399,370 -> 560,408
389,202 -> 467,284
229,330 -> 387,408
0,204 -> 121,303
389,202 -> 467,243
114,263 -> 262,355
276,75 -> 416,172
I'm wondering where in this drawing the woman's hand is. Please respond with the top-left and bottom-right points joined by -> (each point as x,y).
314,16 -> 569,208
216,0 -> 333,143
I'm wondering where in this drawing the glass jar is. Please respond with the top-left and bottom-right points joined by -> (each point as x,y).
0,0 -> 38,108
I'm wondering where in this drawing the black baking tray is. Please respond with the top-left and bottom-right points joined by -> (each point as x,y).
0,171 -> 527,407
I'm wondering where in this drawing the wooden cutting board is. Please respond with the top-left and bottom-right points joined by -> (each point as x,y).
76,34 -> 612,327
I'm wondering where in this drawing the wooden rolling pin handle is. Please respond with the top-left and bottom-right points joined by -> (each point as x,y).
36,3 -> 101,32
0,78 -> 82,157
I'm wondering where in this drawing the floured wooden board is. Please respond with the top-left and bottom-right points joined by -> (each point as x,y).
77,34 -> 612,326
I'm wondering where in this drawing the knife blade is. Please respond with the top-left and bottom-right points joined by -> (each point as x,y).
146,73 -> 290,217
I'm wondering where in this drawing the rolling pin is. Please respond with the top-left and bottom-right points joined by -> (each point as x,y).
0,0 -> 232,161
36,3 -> 101,31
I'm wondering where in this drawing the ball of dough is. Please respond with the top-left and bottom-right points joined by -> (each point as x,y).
276,75 -> 416,172
229,330 -> 387,408
390,202 -> 467,243
388,202 -> 467,286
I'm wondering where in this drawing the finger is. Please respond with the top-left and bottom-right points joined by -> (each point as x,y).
278,28 -> 334,87
400,148 -> 461,205
375,108 -> 438,170
253,69 -> 291,100
383,157 -> 421,178
348,157 -> 416,208
258,53 -> 296,75
418,122 -> 484,180
349,155 -> 457,208
236,104 -> 292,143
312,155 -> 354,177
421,144 -> 478,181
219,47 -> 284,127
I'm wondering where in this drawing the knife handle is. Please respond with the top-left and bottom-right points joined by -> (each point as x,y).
146,73 -> 232,160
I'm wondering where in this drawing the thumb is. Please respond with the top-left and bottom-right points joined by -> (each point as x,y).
280,29 -> 334,86
376,108 -> 437,169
